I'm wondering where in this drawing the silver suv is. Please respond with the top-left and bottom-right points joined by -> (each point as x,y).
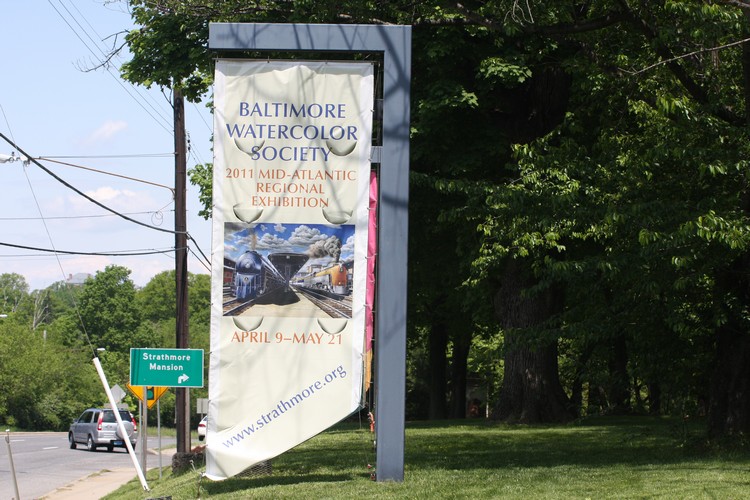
68,408 -> 137,452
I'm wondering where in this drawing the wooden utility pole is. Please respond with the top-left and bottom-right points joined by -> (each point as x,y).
174,88 -> 191,453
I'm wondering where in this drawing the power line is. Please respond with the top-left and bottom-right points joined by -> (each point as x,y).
39,157 -> 175,195
0,240 -> 180,257
0,103 -> 18,144
47,0 -> 173,134
0,210 -> 172,221
0,132 -> 181,236
64,0 -> 177,128
1,133 -> 213,269
38,153 -> 174,159
187,233 -> 211,267
55,0 -> 174,131
188,246 -> 211,272
190,101 -> 213,134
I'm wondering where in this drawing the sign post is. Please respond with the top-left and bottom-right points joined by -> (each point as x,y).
129,348 -> 204,471
127,384 -> 170,473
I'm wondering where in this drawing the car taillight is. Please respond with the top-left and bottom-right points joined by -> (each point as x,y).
131,415 -> 137,432
97,413 -> 103,431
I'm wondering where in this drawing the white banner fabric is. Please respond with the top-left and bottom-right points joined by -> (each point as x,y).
206,60 -> 374,480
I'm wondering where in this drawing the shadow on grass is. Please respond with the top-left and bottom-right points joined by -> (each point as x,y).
202,473 -> 357,495
195,416 -> 750,495
402,416 -> 728,470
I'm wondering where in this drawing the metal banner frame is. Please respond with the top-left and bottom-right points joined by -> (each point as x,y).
209,22 -> 410,482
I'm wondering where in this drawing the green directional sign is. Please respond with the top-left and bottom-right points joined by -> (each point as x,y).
130,348 -> 204,388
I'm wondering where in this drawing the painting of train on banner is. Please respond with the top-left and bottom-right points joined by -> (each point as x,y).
222,222 -> 354,319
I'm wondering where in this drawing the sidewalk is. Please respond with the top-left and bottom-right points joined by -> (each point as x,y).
41,448 -> 175,499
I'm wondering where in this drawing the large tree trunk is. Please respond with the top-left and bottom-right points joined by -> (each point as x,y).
707,252 -> 750,437
569,342 -> 596,418
647,382 -> 662,415
708,321 -> 750,437
706,26 -> 750,436
708,10 -> 750,438
449,329 -> 471,418
428,298 -> 449,419
493,260 -> 573,423
607,333 -> 631,414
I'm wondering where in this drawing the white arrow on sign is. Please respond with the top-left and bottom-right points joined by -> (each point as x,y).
178,374 -> 189,384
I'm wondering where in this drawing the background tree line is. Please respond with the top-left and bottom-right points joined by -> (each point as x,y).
0,269 -> 210,430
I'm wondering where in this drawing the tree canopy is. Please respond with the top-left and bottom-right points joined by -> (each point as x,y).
108,0 -> 750,436
0,269 -> 210,431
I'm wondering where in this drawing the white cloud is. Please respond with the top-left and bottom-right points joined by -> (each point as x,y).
288,225 -> 327,247
256,233 -> 292,252
70,186 -> 157,214
341,235 -> 355,258
84,120 -> 128,144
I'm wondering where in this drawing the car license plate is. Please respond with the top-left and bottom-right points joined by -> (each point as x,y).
113,440 -> 123,446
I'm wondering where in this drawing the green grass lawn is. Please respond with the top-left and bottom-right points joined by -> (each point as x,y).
107,416 -> 750,499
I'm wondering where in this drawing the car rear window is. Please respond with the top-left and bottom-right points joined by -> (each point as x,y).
101,410 -> 132,423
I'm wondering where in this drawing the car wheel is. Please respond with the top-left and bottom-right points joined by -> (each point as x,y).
86,435 -> 96,452
68,432 -> 76,449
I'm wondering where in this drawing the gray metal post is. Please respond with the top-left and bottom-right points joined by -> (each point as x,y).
140,391 -> 148,472
209,23 -> 411,481
5,430 -> 20,500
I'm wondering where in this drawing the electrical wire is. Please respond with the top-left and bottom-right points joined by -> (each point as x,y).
1,133 -> 213,269
38,157 -> 175,195
6,1 -> 215,271
188,246 -> 212,272
0,210 -> 173,221
3,4 -> 212,359
54,0 -> 175,131
38,153 -> 175,159
17,151 -> 97,356
47,0 -> 173,134
0,104 -> 17,144
0,132 -> 181,236
187,233 -> 211,267
191,102 -> 213,134
0,240 -> 180,257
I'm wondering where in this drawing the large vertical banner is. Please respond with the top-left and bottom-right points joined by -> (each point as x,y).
206,60 -> 373,480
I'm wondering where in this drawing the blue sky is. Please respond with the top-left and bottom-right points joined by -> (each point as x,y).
0,1 -> 213,291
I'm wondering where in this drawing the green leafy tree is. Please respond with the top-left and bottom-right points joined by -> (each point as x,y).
74,265 -> 144,351
138,270 -> 212,329
450,1 -> 750,432
138,270 -> 178,322
189,273 -> 211,326
0,273 -> 29,314
0,317 -> 101,430
113,0 -> 750,435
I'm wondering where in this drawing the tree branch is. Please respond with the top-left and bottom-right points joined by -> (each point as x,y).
433,2 -> 626,36
617,0 -> 744,126
718,0 -> 750,10
79,38 -> 129,73
625,36 -> 750,76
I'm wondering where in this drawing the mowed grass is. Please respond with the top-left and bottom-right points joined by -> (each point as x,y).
106,416 -> 750,499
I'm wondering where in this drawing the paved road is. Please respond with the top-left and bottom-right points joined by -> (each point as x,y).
0,432 -> 175,499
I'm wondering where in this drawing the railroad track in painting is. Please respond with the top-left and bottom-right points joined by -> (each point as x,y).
295,286 -> 352,318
